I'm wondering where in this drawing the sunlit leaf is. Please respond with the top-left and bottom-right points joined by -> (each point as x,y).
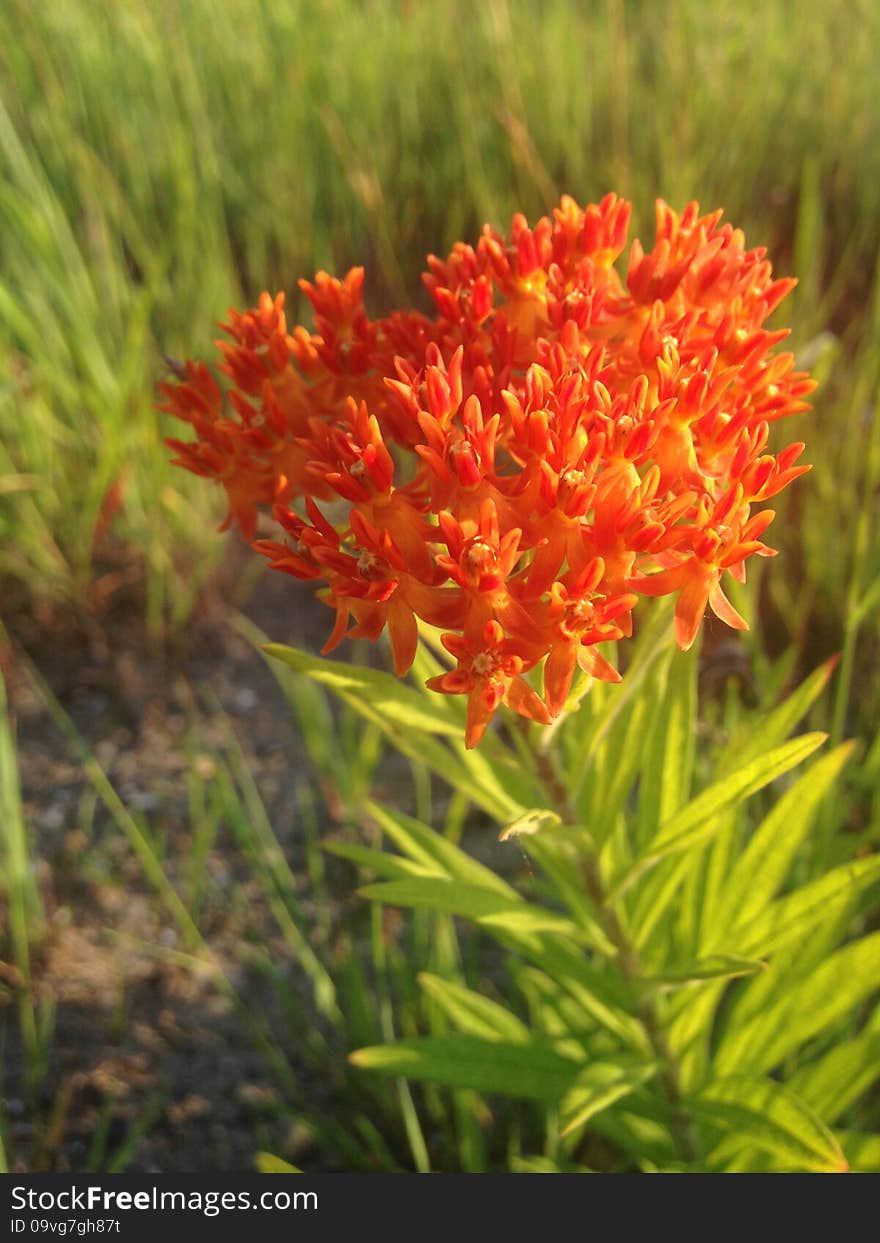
350,1035 -> 583,1101
477,907 -> 585,938
559,1060 -> 658,1136
712,743 -> 855,936
264,644 -> 527,820
693,1077 -> 847,1172
366,801 -> 515,897
517,832 -> 617,956
323,840 -> 441,881
263,642 -> 460,736
732,854 -> 880,958
838,1132 -> 880,1173
418,972 -> 530,1044
358,876 -> 581,941
611,732 -> 828,898
789,1028 -> 880,1123
715,931 -> 880,1076
721,656 -> 839,769
645,954 -> 766,992
636,646 -> 696,844
255,1153 -> 302,1174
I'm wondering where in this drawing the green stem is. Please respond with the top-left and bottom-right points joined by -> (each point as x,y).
527,731 -> 698,1165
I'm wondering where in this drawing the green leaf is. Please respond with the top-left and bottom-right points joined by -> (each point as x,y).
255,1153 -> 302,1174
693,1077 -> 848,1172
264,644 -> 527,821
732,854 -> 880,958
838,1132 -> 880,1173
511,941 -> 644,1050
359,876 -> 512,920
789,1029 -> 880,1123
477,907 -> 585,938
559,1060 -> 658,1136
519,832 -> 616,956
654,731 -> 827,853
568,603 -> 674,809
323,840 -> 441,881
359,828 -> 642,1049
677,656 -> 832,948
418,972 -> 530,1044
712,743 -> 855,936
587,692 -> 654,839
714,931 -> 880,1076
366,801 -> 516,897
637,646 -> 696,843
516,965 -> 603,1042
645,954 -> 766,992
358,876 -> 581,940
588,1106 -> 677,1168
611,732 -> 828,898
263,643 -> 460,737
722,656 -> 839,769
630,851 -> 702,952
452,736 -> 540,822
350,1035 -> 583,1101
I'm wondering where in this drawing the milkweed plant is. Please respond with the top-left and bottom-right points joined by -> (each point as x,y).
162,196 -> 880,1173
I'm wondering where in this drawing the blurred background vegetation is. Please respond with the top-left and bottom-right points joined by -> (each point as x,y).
0,0 -> 878,1172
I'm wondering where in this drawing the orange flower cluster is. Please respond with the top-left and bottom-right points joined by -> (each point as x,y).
162,195 -> 814,747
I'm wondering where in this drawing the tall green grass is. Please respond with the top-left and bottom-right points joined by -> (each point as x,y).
1,0 -> 878,653
0,669 -> 48,1077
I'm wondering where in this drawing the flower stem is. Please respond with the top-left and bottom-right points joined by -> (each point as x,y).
526,730 -> 698,1164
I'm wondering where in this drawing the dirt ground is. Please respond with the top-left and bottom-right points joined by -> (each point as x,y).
2,551 -> 378,1173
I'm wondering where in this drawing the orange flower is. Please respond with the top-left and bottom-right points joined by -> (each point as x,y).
426,620 -> 550,749
164,196 -> 814,745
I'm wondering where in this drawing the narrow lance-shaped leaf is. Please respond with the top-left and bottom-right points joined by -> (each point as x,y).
568,603 -> 675,806
643,954 -> 766,993
322,840 -> 441,882
358,876 -> 583,939
559,1060 -> 659,1137
520,832 -> 618,957
692,1077 -> 848,1173
720,655 -> 839,770
837,1133 -> 880,1174
366,801 -> 516,897
264,645 -> 527,820
417,972 -> 531,1045
510,940 -> 646,1052
710,743 -> 855,939
714,930 -> 880,1077
255,1153 -> 303,1174
788,1029 -> 880,1124
609,732 -> 827,899
637,646 -> 696,844
731,853 -> 880,958
350,1035 -> 584,1101
263,642 -> 462,737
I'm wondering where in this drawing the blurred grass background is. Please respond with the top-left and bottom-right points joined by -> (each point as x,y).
1,0 -> 878,658
0,0 -> 878,1172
